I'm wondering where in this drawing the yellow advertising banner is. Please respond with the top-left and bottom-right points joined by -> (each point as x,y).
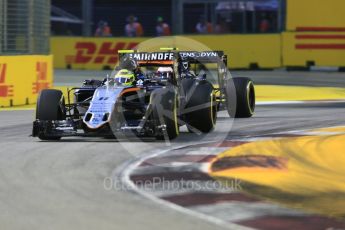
282,32 -> 345,67
191,34 -> 281,69
287,0 -> 345,32
0,55 -> 53,107
51,35 -> 281,70
51,37 -> 145,70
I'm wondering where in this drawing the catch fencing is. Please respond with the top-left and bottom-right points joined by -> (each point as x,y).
0,0 -> 53,107
0,0 -> 50,55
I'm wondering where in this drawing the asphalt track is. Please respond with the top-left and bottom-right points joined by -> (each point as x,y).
54,69 -> 345,87
1,70 -> 345,230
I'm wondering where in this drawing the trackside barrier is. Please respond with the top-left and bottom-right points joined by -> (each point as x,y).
190,34 -> 281,69
50,35 -> 281,70
0,55 -> 53,107
51,37 -> 145,70
282,32 -> 345,68
286,0 -> 345,32
284,0 -> 345,69
51,33 -> 345,70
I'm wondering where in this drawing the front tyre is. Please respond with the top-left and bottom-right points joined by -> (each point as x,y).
36,89 -> 66,140
151,88 -> 179,140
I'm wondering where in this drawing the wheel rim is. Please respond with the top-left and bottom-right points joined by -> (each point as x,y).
246,81 -> 255,115
173,96 -> 179,135
210,92 -> 216,127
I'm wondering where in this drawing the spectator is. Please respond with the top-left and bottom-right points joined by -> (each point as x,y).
196,16 -> 213,34
156,17 -> 171,36
125,15 -> 144,37
94,20 -> 112,37
214,19 -> 229,34
259,14 -> 270,33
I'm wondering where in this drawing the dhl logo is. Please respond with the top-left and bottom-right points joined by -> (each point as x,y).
0,64 -> 14,97
65,41 -> 139,65
32,62 -> 50,94
295,27 -> 345,50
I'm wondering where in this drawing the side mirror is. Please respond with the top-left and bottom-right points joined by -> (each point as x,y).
199,73 -> 207,80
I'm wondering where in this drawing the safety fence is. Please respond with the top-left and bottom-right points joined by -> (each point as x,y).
0,0 -> 50,55
0,55 -> 53,107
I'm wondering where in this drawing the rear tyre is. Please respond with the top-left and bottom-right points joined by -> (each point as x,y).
151,88 -> 179,140
226,77 -> 255,118
36,89 -> 66,140
183,80 -> 217,133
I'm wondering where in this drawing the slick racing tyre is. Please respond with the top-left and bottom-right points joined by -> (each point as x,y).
226,77 -> 255,118
183,79 -> 217,133
151,88 -> 179,140
36,89 -> 66,140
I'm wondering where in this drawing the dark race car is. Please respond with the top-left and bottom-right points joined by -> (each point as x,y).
33,50 -> 220,140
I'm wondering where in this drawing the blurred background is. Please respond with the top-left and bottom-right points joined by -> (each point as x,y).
50,0 -> 283,36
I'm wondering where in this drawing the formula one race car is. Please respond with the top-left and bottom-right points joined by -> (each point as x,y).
32,49 -> 255,140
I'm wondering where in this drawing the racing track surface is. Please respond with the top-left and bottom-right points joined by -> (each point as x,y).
1,71 -> 345,230
54,69 -> 345,87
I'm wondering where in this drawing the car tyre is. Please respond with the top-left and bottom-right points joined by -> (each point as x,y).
151,88 -> 179,140
36,89 -> 66,140
226,77 -> 255,118
184,80 -> 217,133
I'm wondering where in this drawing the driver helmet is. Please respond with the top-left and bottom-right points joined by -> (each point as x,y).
114,69 -> 135,86
156,67 -> 173,79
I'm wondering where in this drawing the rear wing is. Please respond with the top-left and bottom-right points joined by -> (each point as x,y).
118,50 -> 227,66
118,50 -> 229,88
179,51 -> 225,64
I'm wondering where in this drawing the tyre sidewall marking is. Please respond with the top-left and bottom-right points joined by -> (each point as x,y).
246,81 -> 254,115
210,92 -> 216,127
173,94 -> 179,135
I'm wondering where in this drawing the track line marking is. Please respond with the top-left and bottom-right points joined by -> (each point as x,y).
116,143 -> 255,230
